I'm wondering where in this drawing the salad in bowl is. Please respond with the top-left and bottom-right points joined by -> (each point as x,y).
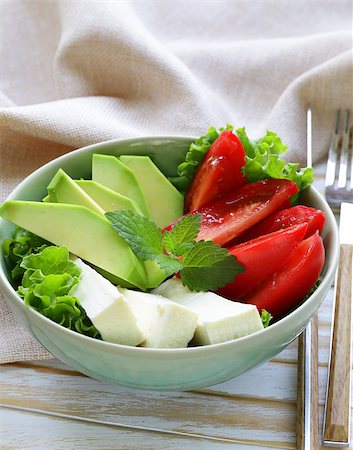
0,125 -> 339,390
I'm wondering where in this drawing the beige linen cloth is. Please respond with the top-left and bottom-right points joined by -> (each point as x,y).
0,0 -> 352,363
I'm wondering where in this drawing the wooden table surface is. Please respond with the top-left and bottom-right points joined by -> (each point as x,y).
1,163 -> 351,450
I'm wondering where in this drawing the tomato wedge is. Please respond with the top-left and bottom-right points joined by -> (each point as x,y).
217,223 -> 308,300
241,205 -> 325,242
184,130 -> 247,212
244,232 -> 325,318
193,179 -> 299,246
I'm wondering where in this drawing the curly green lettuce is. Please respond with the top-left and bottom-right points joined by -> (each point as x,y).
170,125 -> 313,203
260,309 -> 273,328
2,227 -> 50,287
169,124 -> 233,192
236,127 -> 313,203
17,246 -> 100,339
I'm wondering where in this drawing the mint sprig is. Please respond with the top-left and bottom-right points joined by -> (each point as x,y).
106,210 -> 243,292
181,241 -> 243,291
163,214 -> 201,256
105,210 -> 182,277
105,210 -> 163,259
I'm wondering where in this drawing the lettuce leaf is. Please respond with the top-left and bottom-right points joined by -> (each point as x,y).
21,246 -> 81,279
170,125 -> 313,202
260,309 -> 273,328
2,227 -> 50,286
169,124 -> 233,192
236,127 -> 314,203
17,246 -> 100,339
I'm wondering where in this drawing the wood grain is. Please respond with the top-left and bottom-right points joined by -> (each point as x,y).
311,315 -> 320,449
296,331 -> 306,449
0,408 -> 270,450
0,363 -> 297,446
323,243 -> 353,445
296,317 -> 319,450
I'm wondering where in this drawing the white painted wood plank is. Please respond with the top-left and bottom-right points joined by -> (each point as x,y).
0,408 -> 270,450
4,360 -> 346,446
0,362 -> 297,446
2,358 -> 297,401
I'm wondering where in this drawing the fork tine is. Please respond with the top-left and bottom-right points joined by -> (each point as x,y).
325,110 -> 341,188
337,109 -> 350,188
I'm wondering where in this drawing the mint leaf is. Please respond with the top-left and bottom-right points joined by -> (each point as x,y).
260,309 -> 273,328
182,240 -> 229,267
153,254 -> 183,277
106,210 -> 162,259
107,210 -> 243,291
180,240 -> 244,291
163,214 -> 201,256
106,210 -> 181,276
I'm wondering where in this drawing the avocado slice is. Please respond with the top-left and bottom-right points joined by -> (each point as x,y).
46,169 -> 105,216
119,155 -> 184,228
0,201 -> 147,290
144,260 -> 168,289
45,168 -> 165,289
75,180 -> 143,215
92,154 -> 149,217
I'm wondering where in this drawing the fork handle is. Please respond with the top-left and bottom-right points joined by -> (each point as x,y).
323,243 -> 353,445
296,316 -> 319,449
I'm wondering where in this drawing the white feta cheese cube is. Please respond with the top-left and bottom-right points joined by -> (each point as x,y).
120,289 -> 198,348
153,278 -> 263,345
72,258 -> 144,346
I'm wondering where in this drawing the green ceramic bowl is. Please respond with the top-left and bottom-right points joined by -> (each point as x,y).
0,137 -> 339,391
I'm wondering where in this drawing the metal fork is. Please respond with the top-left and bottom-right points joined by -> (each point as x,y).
325,110 -> 353,208
323,109 -> 353,447
296,105 -> 320,450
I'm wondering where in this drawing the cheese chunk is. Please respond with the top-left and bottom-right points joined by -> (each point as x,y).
73,258 -> 144,346
153,278 -> 264,345
120,289 -> 198,348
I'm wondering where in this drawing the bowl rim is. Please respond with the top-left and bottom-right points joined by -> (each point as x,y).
0,135 -> 340,355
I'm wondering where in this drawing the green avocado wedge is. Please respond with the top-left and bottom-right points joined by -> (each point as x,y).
45,167 -> 165,289
144,260 -> 168,289
92,154 -> 150,217
119,155 -> 184,228
46,169 -> 105,215
0,201 -> 148,290
75,180 -> 143,215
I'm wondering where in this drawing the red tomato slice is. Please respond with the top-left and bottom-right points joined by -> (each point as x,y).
184,130 -> 247,212
217,223 -> 308,300
241,205 -> 325,241
194,179 -> 299,246
244,232 -> 325,319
